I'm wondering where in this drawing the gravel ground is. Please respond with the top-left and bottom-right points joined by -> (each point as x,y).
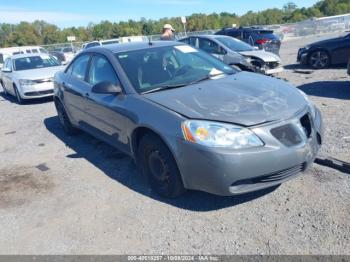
0,33 -> 349,255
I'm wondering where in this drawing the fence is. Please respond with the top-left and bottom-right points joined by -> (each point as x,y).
37,13 -> 350,52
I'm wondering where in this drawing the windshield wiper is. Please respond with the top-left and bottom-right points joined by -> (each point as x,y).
141,72 -> 229,95
141,83 -> 189,94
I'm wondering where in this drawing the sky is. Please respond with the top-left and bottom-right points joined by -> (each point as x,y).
0,0 -> 318,28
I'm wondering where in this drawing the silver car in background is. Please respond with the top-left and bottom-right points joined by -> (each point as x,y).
180,35 -> 283,75
1,53 -> 64,104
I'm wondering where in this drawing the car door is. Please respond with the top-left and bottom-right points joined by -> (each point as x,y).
2,58 -> 15,95
61,54 -> 91,124
198,38 -> 226,61
83,54 -> 129,152
331,36 -> 350,65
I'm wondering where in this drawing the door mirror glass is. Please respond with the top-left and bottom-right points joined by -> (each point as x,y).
91,81 -> 122,95
2,68 -> 12,73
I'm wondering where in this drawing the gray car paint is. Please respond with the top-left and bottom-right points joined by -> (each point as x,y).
181,35 -> 281,71
54,41 -> 323,196
144,72 -> 305,127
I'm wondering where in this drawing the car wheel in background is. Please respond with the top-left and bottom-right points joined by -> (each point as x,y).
309,50 -> 330,69
14,86 -> 24,104
55,100 -> 79,135
138,133 -> 185,198
1,81 -> 8,95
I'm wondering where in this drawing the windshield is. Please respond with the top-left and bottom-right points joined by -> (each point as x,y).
116,45 -> 235,93
216,37 -> 254,52
14,55 -> 61,71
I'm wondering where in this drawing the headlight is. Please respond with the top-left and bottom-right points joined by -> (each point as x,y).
181,120 -> 264,149
298,90 -> 316,119
19,79 -> 36,86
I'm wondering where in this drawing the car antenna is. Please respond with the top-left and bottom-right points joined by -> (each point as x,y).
148,37 -> 153,46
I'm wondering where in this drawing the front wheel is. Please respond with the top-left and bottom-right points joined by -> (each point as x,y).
309,50 -> 330,69
55,100 -> 79,135
138,133 -> 185,198
1,81 -> 8,95
14,86 -> 24,104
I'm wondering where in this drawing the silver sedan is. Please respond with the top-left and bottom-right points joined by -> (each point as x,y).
1,53 -> 64,104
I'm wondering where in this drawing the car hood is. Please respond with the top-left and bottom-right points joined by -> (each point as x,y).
239,50 -> 281,62
144,72 -> 307,127
13,66 -> 65,80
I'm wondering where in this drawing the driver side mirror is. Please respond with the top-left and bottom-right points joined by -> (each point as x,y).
91,81 -> 122,95
2,68 -> 12,73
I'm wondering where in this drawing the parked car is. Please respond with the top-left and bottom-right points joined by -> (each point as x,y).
215,27 -> 281,55
1,53 -> 64,103
52,46 -> 76,64
82,39 -> 120,49
179,35 -> 283,75
297,32 -> 350,69
54,41 -> 323,198
0,46 -> 48,69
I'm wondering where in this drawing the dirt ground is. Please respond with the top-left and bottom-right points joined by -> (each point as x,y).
0,33 -> 349,255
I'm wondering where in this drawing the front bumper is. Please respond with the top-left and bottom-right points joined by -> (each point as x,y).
297,49 -> 309,64
175,106 -> 323,196
263,66 -> 284,75
19,82 -> 54,99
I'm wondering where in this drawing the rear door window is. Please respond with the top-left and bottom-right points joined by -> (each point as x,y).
0,53 -> 3,64
70,55 -> 90,81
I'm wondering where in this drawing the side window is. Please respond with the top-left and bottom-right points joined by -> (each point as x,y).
189,37 -> 197,47
26,50 -> 31,54
70,55 -> 90,81
198,38 -> 220,54
227,30 -> 241,38
88,55 -> 119,86
179,38 -> 190,44
5,59 -> 12,70
32,49 -> 38,53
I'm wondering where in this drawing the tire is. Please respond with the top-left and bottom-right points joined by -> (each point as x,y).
14,86 -> 24,104
138,133 -> 185,198
55,100 -> 79,135
309,50 -> 330,69
0,81 -> 7,95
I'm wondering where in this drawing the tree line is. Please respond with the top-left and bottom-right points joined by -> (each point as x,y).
0,0 -> 350,47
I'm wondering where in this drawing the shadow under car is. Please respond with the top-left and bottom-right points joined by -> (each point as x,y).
44,115 -> 279,211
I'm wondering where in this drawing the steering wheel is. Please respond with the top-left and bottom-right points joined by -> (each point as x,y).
173,65 -> 192,77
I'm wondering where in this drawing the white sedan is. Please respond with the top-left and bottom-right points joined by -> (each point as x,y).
1,53 -> 64,104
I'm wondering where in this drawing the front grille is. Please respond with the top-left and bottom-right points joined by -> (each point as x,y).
24,90 -> 53,96
33,78 -> 53,84
300,113 -> 312,138
231,163 -> 306,187
266,62 -> 279,69
271,124 -> 303,146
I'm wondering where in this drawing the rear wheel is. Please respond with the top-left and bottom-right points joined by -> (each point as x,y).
14,86 -> 24,104
138,133 -> 185,198
309,50 -> 330,69
55,100 -> 79,135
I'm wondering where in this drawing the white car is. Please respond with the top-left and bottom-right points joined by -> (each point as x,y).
0,46 -> 48,69
82,38 -> 120,49
1,53 -> 64,104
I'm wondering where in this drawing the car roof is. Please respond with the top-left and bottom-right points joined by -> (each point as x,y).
86,41 -> 183,54
10,53 -> 52,59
